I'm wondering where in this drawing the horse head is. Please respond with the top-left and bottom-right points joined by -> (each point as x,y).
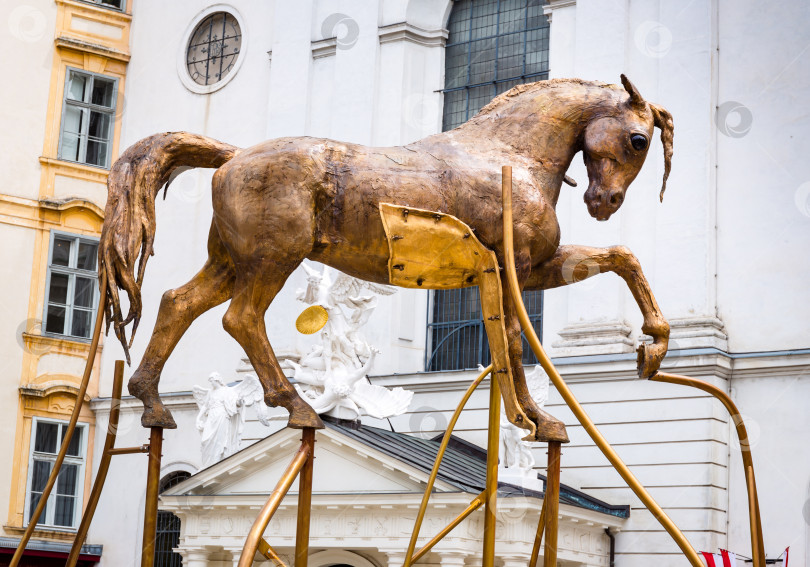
582,74 -> 674,221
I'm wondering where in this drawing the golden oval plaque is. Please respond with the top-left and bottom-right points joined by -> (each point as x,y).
295,305 -> 329,334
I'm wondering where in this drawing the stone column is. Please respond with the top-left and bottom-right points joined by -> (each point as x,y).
438,551 -> 469,567
381,551 -> 409,567
179,549 -> 209,567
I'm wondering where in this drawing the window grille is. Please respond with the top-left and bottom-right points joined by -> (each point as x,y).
58,69 -> 117,168
26,420 -> 87,529
43,232 -> 99,340
154,471 -> 192,567
185,12 -> 242,87
443,0 -> 549,131
80,0 -> 124,10
427,0 -> 549,371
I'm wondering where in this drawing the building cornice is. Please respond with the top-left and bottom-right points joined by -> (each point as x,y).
378,22 -> 448,48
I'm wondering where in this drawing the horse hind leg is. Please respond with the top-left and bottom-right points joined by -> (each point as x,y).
129,223 -> 235,428
222,265 -> 324,431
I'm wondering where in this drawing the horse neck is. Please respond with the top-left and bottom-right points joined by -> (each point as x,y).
456,84 -> 618,203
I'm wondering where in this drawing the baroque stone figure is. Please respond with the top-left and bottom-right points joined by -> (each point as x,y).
192,372 -> 271,467
99,76 -> 673,444
497,365 -> 549,490
286,264 -> 412,421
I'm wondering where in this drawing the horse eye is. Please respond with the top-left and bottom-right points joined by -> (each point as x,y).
631,134 -> 648,151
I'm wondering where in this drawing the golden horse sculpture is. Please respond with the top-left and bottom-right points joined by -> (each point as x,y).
99,75 -> 673,443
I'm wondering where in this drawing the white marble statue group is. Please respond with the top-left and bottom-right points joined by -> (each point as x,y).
193,264 -> 547,481
193,265 -> 413,467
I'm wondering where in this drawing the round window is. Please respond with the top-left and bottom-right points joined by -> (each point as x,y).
185,11 -> 242,87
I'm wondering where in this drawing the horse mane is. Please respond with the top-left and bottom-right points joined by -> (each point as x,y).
475,77 -> 620,117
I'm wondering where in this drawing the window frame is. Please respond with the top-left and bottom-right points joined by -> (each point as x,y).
24,418 -> 88,531
42,230 -> 100,342
57,67 -> 118,170
76,0 -> 125,13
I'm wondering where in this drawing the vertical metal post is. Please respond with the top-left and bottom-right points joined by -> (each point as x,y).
66,360 -> 125,567
543,441 -> 561,567
141,427 -> 164,567
482,376 -> 500,567
294,428 -> 315,567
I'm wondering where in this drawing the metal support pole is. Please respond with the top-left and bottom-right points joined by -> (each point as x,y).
238,439 -> 311,567
651,371 -> 766,567
66,360 -> 125,567
404,366 -> 491,566
141,427 -> 164,567
528,497 -> 547,567
501,165 -> 703,567
10,279 -> 107,567
543,442 -> 561,567
482,377 -> 500,567
294,428 -> 316,567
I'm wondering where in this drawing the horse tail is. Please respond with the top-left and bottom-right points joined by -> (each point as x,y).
99,132 -> 239,363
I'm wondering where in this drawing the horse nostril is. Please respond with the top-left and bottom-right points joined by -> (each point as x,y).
610,193 -> 624,207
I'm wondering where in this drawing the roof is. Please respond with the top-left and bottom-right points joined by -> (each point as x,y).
323,416 -> 629,519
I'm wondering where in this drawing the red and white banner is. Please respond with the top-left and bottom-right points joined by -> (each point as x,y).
779,547 -> 789,566
701,550 -> 737,567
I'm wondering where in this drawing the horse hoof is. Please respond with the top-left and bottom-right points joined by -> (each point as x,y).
141,405 -> 178,429
524,412 -> 569,443
636,342 -> 666,379
288,409 -> 325,430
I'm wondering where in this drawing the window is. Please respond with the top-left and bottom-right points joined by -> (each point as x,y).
58,68 -> 117,168
426,287 -> 542,371
185,11 -> 242,87
80,0 -> 124,10
26,420 -> 87,529
154,471 -> 191,567
44,232 -> 99,340
442,0 -> 549,131
427,0 -> 548,371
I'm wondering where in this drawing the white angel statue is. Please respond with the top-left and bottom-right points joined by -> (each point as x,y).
193,372 -> 271,467
284,263 -> 412,421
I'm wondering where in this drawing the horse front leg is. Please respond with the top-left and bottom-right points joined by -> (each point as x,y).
526,245 -> 670,378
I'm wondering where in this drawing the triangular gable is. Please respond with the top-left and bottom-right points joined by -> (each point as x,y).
163,426 -> 460,497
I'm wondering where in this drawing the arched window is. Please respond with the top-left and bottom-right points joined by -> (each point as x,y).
154,471 -> 191,567
427,0 -> 548,371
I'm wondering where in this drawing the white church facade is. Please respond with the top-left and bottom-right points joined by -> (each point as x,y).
3,0 -> 806,566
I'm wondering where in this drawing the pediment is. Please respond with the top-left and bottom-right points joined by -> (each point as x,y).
164,426 -> 458,498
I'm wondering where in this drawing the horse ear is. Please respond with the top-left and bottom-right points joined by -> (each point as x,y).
650,102 -> 674,202
620,74 -> 646,110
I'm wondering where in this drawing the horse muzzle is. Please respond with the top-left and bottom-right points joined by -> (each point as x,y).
584,185 -> 624,221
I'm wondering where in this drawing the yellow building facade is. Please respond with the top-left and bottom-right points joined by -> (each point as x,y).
0,0 -> 131,559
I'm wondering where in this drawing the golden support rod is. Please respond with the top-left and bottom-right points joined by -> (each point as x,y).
66,360 -> 125,567
410,491 -> 486,564
651,371 -> 766,567
107,446 -> 151,455
482,376 -> 500,567
141,427 -> 164,567
404,365 -> 491,566
238,438 -> 312,567
543,442 -> 561,567
258,537 -> 288,567
10,278 -> 107,567
295,428 -> 316,567
528,496 -> 547,567
501,166 -> 704,567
